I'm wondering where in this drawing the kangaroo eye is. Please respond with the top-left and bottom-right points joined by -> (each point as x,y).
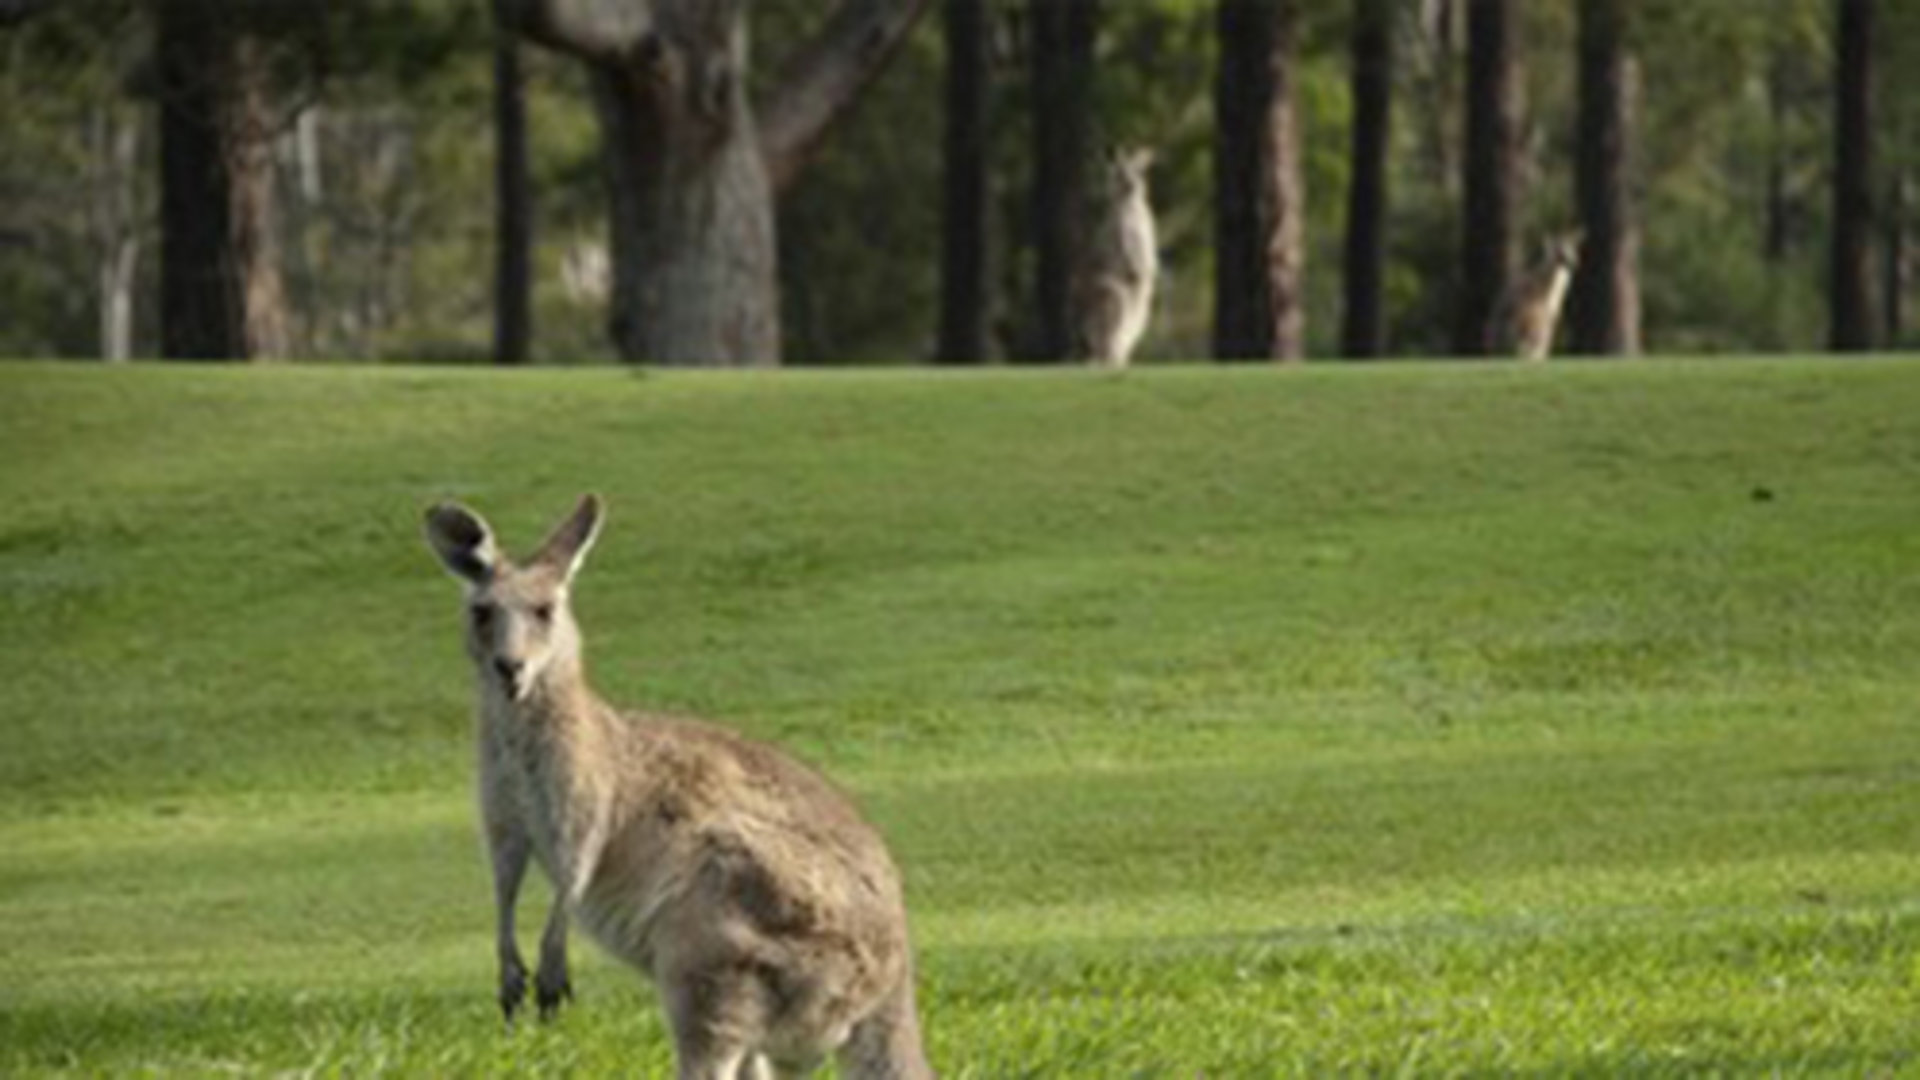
470,603 -> 495,629
531,603 -> 555,624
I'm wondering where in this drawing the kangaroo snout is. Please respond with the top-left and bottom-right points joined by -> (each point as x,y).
492,657 -> 526,694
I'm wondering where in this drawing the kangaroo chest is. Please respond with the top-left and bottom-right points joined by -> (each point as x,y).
482,706 -> 592,876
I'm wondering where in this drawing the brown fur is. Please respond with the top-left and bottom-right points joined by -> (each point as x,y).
1491,231 -> 1583,361
426,496 -> 931,1080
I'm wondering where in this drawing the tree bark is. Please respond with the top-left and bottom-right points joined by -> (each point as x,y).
493,7 -> 533,366
156,1 -> 289,361
1568,0 -> 1640,356
936,0 -> 991,364
228,32 -> 289,360
760,0 -> 933,195
157,0 -> 239,360
1340,0 -> 1393,359
512,0 -> 928,366
1453,0 -> 1522,357
598,36 -> 780,367
1214,0 -> 1305,362
1028,0 -> 1098,363
1829,0 -> 1874,352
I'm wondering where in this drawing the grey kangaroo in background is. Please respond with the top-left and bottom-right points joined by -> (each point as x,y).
1075,146 -> 1159,367
425,495 -> 932,1080
1492,230 -> 1584,361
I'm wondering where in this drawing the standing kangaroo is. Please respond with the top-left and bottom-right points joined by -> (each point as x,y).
1075,146 -> 1158,367
425,496 -> 932,1080
1490,231 -> 1584,361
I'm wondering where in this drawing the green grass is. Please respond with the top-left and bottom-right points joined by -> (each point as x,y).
2,358 -> 1917,1075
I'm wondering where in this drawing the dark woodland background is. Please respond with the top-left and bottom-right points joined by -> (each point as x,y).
0,0 -> 1909,366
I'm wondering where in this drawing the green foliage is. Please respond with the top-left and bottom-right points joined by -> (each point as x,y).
0,0 -> 149,358
2,360 -> 1918,1073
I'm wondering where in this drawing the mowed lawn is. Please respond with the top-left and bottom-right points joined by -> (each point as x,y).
1,359 -> 1916,1076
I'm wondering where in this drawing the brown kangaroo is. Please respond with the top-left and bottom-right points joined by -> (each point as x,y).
425,496 -> 932,1079
1491,231 -> 1583,361
1074,146 -> 1159,368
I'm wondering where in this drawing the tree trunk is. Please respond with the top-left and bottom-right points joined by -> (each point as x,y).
1340,0 -> 1393,359
1568,0 -> 1640,356
493,9 -> 533,366
228,32 -> 288,360
1214,0 -> 1305,362
1829,0 -> 1874,352
157,0 -> 239,360
760,0 -> 935,196
513,0 -> 928,366
156,1 -> 287,361
596,55 -> 779,367
936,0 -> 991,364
1453,0 -> 1522,357
1028,0 -> 1098,363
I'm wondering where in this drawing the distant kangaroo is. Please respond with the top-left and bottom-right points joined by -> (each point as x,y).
425,496 -> 932,1080
1491,231 -> 1583,361
1075,146 -> 1158,367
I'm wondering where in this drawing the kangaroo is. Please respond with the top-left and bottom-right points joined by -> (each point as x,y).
424,496 -> 932,1080
1491,231 -> 1583,361
1074,146 -> 1158,368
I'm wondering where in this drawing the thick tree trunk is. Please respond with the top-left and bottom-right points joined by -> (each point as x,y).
1568,0 -> 1640,356
1829,0 -> 1874,352
157,0 -> 238,360
514,0 -> 927,366
1214,0 -> 1305,362
1028,0 -> 1098,363
493,12 -> 533,366
1340,0 -> 1393,359
1453,0 -> 1522,357
936,0 -> 991,364
596,57 -> 779,367
156,2 -> 288,361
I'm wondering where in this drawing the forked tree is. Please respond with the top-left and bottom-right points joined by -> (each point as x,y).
503,0 -> 929,367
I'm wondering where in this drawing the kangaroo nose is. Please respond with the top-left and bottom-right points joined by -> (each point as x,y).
493,658 -> 524,686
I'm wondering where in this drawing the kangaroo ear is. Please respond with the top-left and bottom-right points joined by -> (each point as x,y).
425,502 -> 500,585
532,494 -> 604,584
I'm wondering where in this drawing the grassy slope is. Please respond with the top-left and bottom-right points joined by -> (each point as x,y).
1,360 -> 1916,1075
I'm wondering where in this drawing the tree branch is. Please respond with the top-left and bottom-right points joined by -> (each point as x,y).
758,0 -> 932,196
500,0 -> 652,66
